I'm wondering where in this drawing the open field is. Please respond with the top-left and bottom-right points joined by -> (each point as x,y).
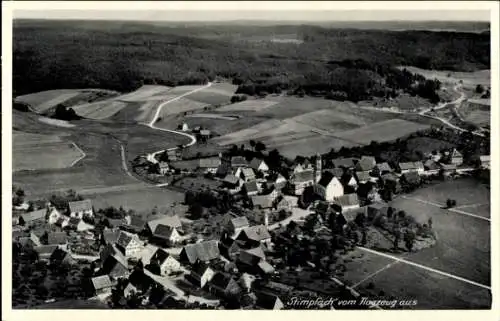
337,178 -> 491,309
333,119 -> 431,145
186,114 -> 239,120
184,83 -> 237,105
164,84 -> 209,95
217,99 -> 279,112
402,66 -> 490,88
114,85 -> 171,102
275,136 -> 360,159
359,262 -> 491,309
87,186 -> 184,214
14,141 -> 84,172
14,89 -> 119,114
460,101 -> 491,127
73,100 -> 129,120
12,110 -> 190,195
156,97 -> 209,118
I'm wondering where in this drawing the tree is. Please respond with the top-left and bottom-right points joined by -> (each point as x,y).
475,84 -> 485,94
255,141 -> 266,152
189,203 -> 204,219
249,140 -> 256,150
404,230 -> 416,252
446,199 -> 457,208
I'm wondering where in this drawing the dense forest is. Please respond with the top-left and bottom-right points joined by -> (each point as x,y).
13,20 -> 490,102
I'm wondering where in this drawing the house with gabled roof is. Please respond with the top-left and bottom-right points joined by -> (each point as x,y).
325,167 -> 344,178
158,161 -> 170,175
237,225 -> 271,247
18,209 -> 46,226
47,231 -> 68,247
223,174 -> 243,191
424,159 -> 441,175
188,261 -> 216,288
340,173 -> 358,191
115,231 -> 143,258
249,158 -> 269,173
219,236 -> 244,261
255,291 -> 285,310
355,171 -> 373,184
288,169 -> 315,195
397,161 -> 425,175
199,157 -> 221,174
449,148 -> 463,165
47,207 -> 62,225
333,194 -> 360,212
314,172 -> 344,202
91,275 -> 114,297
401,171 -> 422,188
152,224 -> 182,246
243,180 -> 259,196
102,228 -> 121,245
34,245 -> 59,261
375,162 -> 392,175
230,156 -> 248,168
147,215 -> 182,235
236,167 -> 256,182
148,248 -> 181,276
356,156 -> 376,172
100,244 -> 130,278
122,215 -> 146,234
50,247 -> 75,266
68,199 -> 93,218
207,272 -> 242,298
332,158 -> 357,169
227,216 -> 250,239
251,194 -> 274,211
180,240 -> 220,265
479,155 -> 490,169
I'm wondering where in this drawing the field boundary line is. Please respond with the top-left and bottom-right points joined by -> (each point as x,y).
69,142 -> 87,167
358,247 -> 491,290
455,203 -> 489,209
351,261 -> 400,289
400,196 -> 491,222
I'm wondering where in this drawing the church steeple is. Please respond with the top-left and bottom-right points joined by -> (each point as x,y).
315,153 -> 322,183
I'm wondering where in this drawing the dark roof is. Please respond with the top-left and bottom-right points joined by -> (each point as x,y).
20,209 -> 46,223
403,171 -> 421,184
424,160 -> 441,170
356,156 -> 376,171
332,158 -> 356,168
255,291 -> 283,309
244,180 -> 259,193
240,225 -> 271,242
325,168 -> 344,178
249,158 -> 267,170
50,248 -> 71,262
153,224 -> 177,239
317,171 -> 334,187
191,261 -> 212,277
68,217 -> 81,226
382,173 -> 399,182
231,156 -> 248,167
208,272 -> 237,291
291,169 -> 314,183
150,248 -> 171,265
181,240 -> 220,264
68,199 -> 92,213
47,232 -> 68,245
115,231 -> 137,249
199,157 -> 221,168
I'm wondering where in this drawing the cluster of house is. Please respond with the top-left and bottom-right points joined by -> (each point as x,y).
89,211 -> 285,308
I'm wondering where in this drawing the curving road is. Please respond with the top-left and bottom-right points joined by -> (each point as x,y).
145,82 -> 213,160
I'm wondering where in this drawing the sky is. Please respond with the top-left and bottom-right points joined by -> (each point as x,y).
13,9 -> 491,22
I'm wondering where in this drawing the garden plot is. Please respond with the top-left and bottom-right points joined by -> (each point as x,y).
217,99 -> 279,112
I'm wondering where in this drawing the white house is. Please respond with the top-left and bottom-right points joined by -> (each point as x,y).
398,162 -> 425,175
152,224 -> 183,246
150,248 -> 181,275
68,199 -> 93,218
249,158 -> 269,173
236,167 -> 256,182
227,216 -> 250,239
479,155 -> 490,169
314,173 -> 344,202
159,162 -> 170,175
190,263 -> 216,288
115,231 -> 143,259
47,207 -> 62,225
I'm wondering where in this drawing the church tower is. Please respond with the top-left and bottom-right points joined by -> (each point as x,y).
315,153 -> 322,183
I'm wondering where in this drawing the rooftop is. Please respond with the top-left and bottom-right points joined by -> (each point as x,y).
68,199 -> 93,213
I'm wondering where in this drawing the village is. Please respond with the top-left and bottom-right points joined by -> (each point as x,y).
12,122 -> 491,309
